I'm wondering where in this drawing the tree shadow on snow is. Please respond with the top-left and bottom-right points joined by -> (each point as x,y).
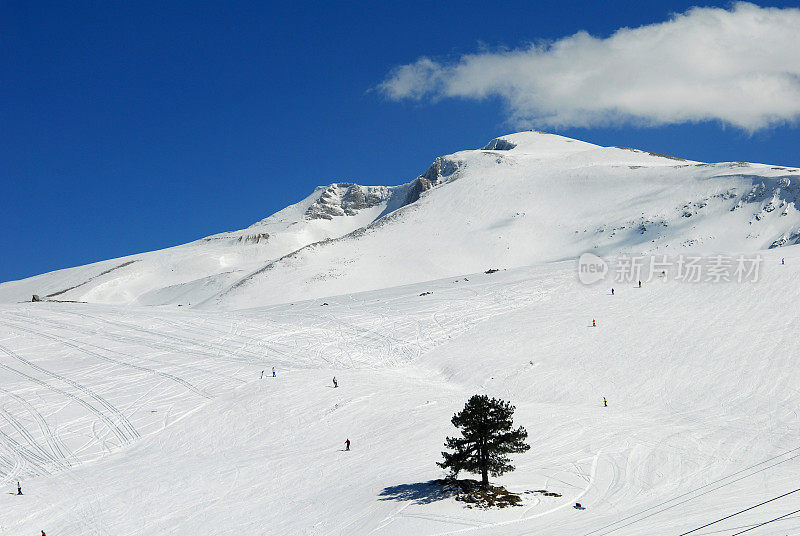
378,480 -> 456,505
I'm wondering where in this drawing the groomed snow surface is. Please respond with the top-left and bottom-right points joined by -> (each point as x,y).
3,246 -> 800,535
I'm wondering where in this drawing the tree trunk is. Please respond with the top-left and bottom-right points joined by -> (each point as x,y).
479,425 -> 489,488
481,445 -> 489,488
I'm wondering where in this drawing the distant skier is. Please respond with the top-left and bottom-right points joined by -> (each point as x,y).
260,370 -> 264,379
611,288 -> 614,295
272,367 -> 276,378
17,481 -> 22,495
345,438 -> 350,451
592,319 -> 596,327
603,397 -> 607,407
42,531 -> 46,536
638,280 -> 642,288
782,258 -> 785,265
574,502 -> 585,510
333,377 -> 338,388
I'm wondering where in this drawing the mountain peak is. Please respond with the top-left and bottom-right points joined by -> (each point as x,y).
482,130 -> 601,156
4,130 -> 800,308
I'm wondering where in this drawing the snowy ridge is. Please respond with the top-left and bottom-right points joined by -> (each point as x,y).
2,130 -> 800,309
201,135 -> 800,309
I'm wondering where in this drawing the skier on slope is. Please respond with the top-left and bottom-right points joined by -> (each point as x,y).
272,367 -> 276,377
611,288 -> 614,295
333,377 -> 338,388
345,438 -> 350,451
638,280 -> 642,288
17,481 -> 22,495
592,319 -> 596,327
603,397 -> 607,407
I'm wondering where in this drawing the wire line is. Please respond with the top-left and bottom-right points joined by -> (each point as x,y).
678,487 -> 800,536
730,507 -> 800,536
585,448 -> 800,536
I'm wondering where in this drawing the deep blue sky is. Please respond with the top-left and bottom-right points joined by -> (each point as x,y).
3,1 -> 798,283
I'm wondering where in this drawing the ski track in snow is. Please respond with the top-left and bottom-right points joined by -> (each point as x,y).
2,251 -> 800,534
0,269 -> 549,484
0,344 -> 136,445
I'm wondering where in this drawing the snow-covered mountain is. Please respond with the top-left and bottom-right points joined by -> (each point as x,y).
5,130 -> 800,535
3,130 -> 800,308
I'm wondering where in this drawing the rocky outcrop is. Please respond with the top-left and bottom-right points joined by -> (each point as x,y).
302,156 -> 463,222
305,183 -> 392,220
770,230 -> 800,248
236,232 -> 270,244
482,138 -> 517,151
404,157 -> 462,205
731,176 -> 800,222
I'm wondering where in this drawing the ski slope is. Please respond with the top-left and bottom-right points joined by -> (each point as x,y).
2,244 -> 800,535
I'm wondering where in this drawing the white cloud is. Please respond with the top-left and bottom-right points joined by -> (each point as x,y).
378,3 -> 800,131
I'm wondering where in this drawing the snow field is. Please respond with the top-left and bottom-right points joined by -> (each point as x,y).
2,247 -> 800,534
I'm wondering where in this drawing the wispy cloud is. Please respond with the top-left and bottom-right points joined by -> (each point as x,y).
378,3 -> 800,131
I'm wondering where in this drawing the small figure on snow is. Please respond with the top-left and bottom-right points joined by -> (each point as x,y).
638,280 -> 642,288
611,288 -> 614,295
17,481 -> 22,495
782,258 -> 785,265
332,377 -> 338,388
345,438 -> 350,451
592,319 -> 596,327
260,370 -> 264,379
574,502 -> 585,510
42,531 -> 46,536
603,397 -> 607,407
272,367 -> 276,378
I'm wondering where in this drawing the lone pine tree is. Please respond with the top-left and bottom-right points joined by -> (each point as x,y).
438,394 -> 530,488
